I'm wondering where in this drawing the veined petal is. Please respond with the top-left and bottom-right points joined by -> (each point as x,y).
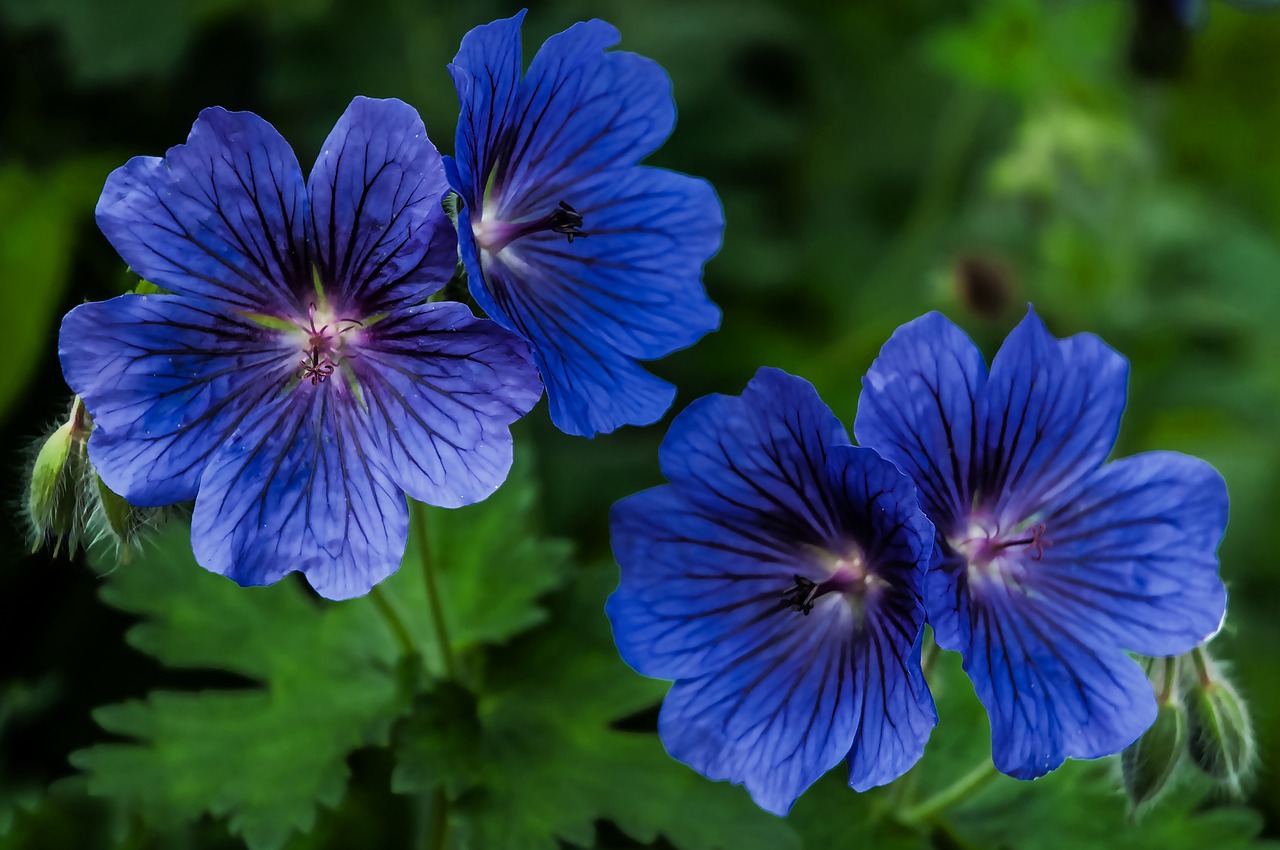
825,444 -> 936,791
609,485 -> 815,682
954,584 -> 1157,778
494,19 -> 676,216
980,309 -> 1128,520
96,107 -> 308,312
468,167 -> 721,436
307,97 -> 454,310
854,311 -> 987,526
1031,451 -> 1227,656
351,301 -> 542,509
190,387 -> 407,601
58,294 -> 292,506
447,10 -> 526,207
657,600 -> 859,816
660,368 -> 849,536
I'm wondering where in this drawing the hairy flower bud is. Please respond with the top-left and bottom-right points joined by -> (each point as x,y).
1185,652 -> 1254,792
26,398 -> 93,555
1121,656 -> 1185,811
1122,698 -> 1186,809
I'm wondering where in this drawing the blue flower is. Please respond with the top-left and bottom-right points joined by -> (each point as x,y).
607,368 -> 937,815
854,309 -> 1228,778
59,97 -> 543,600
445,11 -> 723,437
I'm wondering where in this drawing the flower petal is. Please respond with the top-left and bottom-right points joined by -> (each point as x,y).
1031,451 -> 1227,656
657,601 -> 859,816
940,576 -> 1157,778
58,294 -> 292,506
466,167 -> 721,436
824,445 -> 936,791
854,311 -> 988,526
351,301 -> 542,509
979,309 -> 1128,521
306,97 -> 454,310
492,19 -> 676,215
190,388 -> 407,600
447,10 -> 526,208
96,108 -> 308,312
659,367 -> 850,532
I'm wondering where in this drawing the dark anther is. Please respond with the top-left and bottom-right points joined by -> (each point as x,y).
298,348 -> 336,386
296,302 -> 363,387
782,575 -> 820,616
547,200 -> 588,243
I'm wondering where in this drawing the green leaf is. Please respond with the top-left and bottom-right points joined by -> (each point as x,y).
392,568 -> 800,850
379,448 -> 573,671
0,158 -> 110,421
69,524 -> 407,850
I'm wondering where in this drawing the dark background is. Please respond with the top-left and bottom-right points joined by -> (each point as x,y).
3,0 -> 1279,846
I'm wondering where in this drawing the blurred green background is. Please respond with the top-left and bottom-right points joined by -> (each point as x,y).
3,0 -> 1280,847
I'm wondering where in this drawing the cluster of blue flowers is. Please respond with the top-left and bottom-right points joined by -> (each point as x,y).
59,11 -> 719,599
56,8 -> 1231,820
609,313 -> 1229,814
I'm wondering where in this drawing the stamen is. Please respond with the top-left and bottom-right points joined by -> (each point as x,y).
295,301 -> 364,388
547,200 -> 588,243
781,575 -> 820,616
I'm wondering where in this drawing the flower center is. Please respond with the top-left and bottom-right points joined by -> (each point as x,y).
781,548 -> 886,617
473,199 -> 589,254
295,302 -> 363,387
950,518 -> 1050,585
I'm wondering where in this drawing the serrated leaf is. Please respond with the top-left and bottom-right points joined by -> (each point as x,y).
70,524 -> 407,850
393,568 -> 801,850
379,449 -> 573,670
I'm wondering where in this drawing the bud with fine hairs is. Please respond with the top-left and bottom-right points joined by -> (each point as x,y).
25,396 -> 94,556
1184,647 -> 1256,796
1122,655 -> 1187,813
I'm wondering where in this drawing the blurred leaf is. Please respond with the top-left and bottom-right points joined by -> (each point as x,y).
392,568 -> 801,850
384,447 -> 574,668
0,159 -> 108,421
68,524 -> 407,850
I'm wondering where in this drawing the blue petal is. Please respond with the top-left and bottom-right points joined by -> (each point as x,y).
979,308 -> 1128,522
825,445 -> 936,791
492,19 -> 676,215
466,167 -> 722,436
306,97 -> 454,311
950,580 -> 1157,778
1030,451 -> 1227,656
447,10 -> 526,207
190,387 -> 407,600
854,311 -> 987,528
351,301 -> 543,509
659,368 -> 849,532
96,108 -> 308,312
658,600 -> 860,816
58,294 -> 292,506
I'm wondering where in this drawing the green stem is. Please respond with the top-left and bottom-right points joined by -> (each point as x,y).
1159,654 -> 1180,702
413,499 -> 458,679
1191,646 -> 1213,688
426,787 -> 450,850
369,585 -> 416,658
898,759 -> 997,826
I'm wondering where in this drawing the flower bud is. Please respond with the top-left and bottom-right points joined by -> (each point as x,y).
26,399 -> 93,555
1185,658 -> 1254,791
1122,698 -> 1186,809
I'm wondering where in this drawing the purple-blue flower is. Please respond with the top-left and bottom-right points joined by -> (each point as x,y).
445,11 -> 723,437
59,97 -> 542,600
607,368 -> 937,815
854,309 -> 1228,778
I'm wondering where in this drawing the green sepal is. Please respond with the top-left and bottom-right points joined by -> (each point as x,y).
1122,699 -> 1187,808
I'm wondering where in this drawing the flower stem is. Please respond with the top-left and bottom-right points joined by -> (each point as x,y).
1191,645 -> 1213,687
369,585 -> 416,658
898,758 -> 997,826
413,499 -> 458,679
426,787 -> 450,850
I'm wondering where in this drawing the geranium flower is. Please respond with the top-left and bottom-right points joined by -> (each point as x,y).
607,368 -> 937,814
60,97 -> 542,599
446,11 -> 722,437
855,309 -> 1228,778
